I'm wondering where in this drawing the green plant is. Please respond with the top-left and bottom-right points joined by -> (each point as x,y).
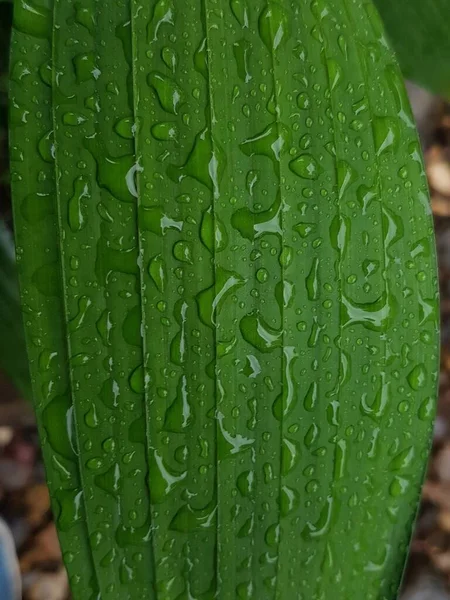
9,0 -> 439,598
374,0 -> 450,97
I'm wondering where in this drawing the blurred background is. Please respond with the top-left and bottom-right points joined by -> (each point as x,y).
1,3 -> 450,600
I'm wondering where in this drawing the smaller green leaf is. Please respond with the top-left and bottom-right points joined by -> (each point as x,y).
374,0 -> 450,96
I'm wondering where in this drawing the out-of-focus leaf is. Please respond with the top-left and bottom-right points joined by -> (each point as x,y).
375,0 -> 450,96
0,221 -> 31,398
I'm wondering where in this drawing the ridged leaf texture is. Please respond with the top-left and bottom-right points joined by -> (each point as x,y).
10,0 -> 439,598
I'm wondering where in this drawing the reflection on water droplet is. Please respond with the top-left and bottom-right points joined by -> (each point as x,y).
231,0 -> 249,27
68,177 -> 90,232
197,267 -> 246,327
289,154 -> 322,180
258,2 -> 290,53
161,46 -> 177,73
73,52 -> 99,83
302,495 -> 335,540
14,0 -> 51,39
148,71 -> 184,115
173,240 -> 193,264
148,0 -> 175,42
167,127 -> 226,198
232,192 -> 282,241
240,122 -> 291,164
407,364 -> 427,391
151,121 -> 179,142
148,254 -> 167,292
373,116 -> 400,156
114,117 -> 134,139
240,310 -> 282,353
164,375 -> 193,432
233,39 -> 252,83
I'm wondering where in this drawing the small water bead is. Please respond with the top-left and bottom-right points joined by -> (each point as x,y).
86,458 -> 103,471
256,268 -> 269,283
289,154 -> 322,180
297,92 -> 311,110
151,121 -> 179,141
161,46 -> 177,72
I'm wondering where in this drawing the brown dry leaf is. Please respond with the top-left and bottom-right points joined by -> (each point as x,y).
24,485 -> 50,528
432,194 -> 450,217
438,510 -> 450,533
432,551 -> 450,575
427,146 -> 450,197
423,481 -> 450,511
436,444 -> 450,483
20,523 -> 62,572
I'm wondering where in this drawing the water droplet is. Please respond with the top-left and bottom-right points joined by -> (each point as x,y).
38,130 -> 54,163
306,257 -> 320,301
304,381 -> 318,411
232,192 -> 282,241
289,154 -> 322,180
167,127 -> 226,198
407,364 -> 427,391
197,267 -> 246,327
94,309 -> 112,347
148,71 -> 184,114
297,92 -> 311,110
337,160 -> 357,198
326,59 -> 342,90
230,0 -> 249,27
170,500 -> 216,532
139,205 -> 183,235
73,52 -> 99,83
161,46 -> 177,72
240,310 -> 282,353
233,39 -> 252,83
373,117 -> 400,156
68,177 -> 90,232
200,206 -> 229,252
281,437 -> 301,475
114,117 -> 134,139
237,470 -> 254,496
148,254 -> 167,292
129,365 -> 145,394
258,2 -> 290,53
148,0 -> 175,42
280,485 -> 299,517
164,375 -> 193,432
302,496 -> 334,540
173,240 -> 193,264
149,450 -> 186,502
240,122 -> 291,163
13,0 -> 51,39
361,373 -> 391,421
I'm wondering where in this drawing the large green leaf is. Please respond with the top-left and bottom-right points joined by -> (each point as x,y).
10,0 -> 439,598
0,221 -> 31,398
374,0 -> 450,96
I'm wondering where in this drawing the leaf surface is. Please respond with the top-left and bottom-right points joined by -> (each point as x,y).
10,0 -> 439,598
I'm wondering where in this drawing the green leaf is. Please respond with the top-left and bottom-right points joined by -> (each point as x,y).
374,0 -> 450,96
10,0 -> 439,598
0,221 -> 31,398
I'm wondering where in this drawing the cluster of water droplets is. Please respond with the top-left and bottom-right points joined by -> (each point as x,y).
9,0 -> 439,598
